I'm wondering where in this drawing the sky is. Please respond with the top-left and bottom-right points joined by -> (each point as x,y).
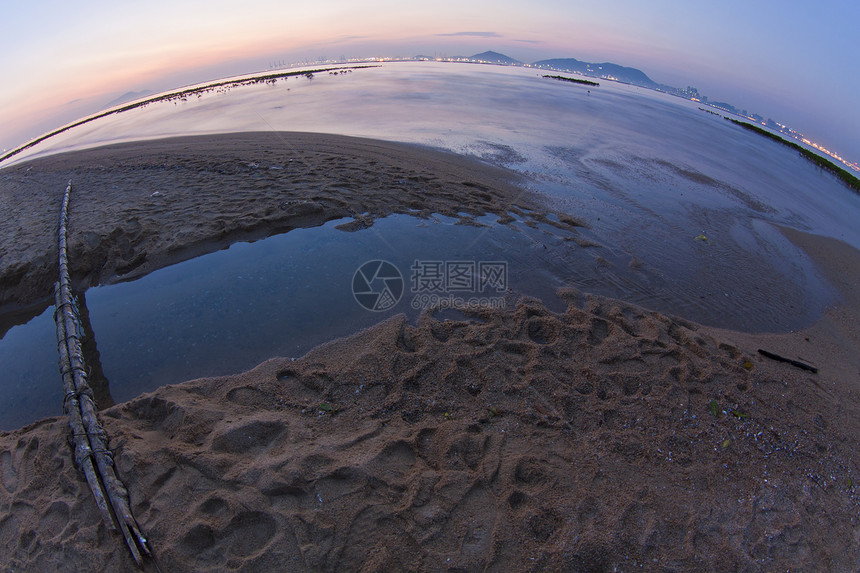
1,0 -> 858,163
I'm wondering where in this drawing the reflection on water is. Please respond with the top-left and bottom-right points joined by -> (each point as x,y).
0,306 -> 57,430
0,212 -> 835,429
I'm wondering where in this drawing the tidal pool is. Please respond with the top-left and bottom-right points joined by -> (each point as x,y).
0,210 -> 835,430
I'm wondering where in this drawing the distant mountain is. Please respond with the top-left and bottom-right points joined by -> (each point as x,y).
105,90 -> 155,109
404,52 -> 814,153
467,51 -> 522,65
532,58 -> 657,88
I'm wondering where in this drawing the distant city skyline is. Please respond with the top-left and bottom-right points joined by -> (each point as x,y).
1,0 -> 857,163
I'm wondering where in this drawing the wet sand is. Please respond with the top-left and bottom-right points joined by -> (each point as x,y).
1,133 -> 859,571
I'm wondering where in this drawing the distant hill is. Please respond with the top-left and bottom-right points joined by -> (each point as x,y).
104,90 -> 155,109
532,58 -> 657,88
466,51 -> 522,65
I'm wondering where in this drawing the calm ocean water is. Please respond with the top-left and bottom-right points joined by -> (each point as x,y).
2,61 -> 859,429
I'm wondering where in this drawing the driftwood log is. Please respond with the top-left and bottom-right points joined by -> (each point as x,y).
757,349 -> 819,374
54,180 -> 152,567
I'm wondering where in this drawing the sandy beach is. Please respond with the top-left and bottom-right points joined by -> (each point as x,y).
1,133 -> 859,571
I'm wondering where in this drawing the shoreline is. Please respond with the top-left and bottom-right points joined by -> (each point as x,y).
1,133 -> 859,569
704,225 -> 860,382
0,131 -> 843,337
0,131 -> 577,336
0,66 -> 380,166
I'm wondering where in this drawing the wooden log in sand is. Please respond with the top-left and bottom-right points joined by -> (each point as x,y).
757,348 -> 818,374
54,180 -> 152,567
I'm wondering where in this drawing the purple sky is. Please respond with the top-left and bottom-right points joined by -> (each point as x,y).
1,0 -> 857,163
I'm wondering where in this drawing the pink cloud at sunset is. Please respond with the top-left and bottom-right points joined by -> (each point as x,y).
1,0 -> 857,160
